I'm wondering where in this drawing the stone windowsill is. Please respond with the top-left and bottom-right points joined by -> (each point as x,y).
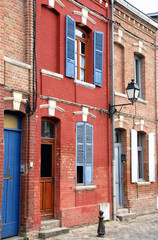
41,69 -> 63,80
114,92 -> 148,104
74,79 -> 96,90
137,181 -> 151,186
75,185 -> 96,191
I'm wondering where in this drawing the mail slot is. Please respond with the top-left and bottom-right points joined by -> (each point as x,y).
3,176 -> 13,180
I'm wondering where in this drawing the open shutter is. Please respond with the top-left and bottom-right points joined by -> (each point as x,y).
131,129 -> 138,183
85,123 -> 93,184
149,133 -> 155,182
65,15 -> 75,78
76,122 -> 84,166
94,31 -> 103,87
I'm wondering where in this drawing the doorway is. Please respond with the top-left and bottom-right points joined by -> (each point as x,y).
115,130 -> 123,208
40,120 -> 55,219
1,114 -> 21,238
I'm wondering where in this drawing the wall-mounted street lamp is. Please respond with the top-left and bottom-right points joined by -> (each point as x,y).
109,79 -> 140,118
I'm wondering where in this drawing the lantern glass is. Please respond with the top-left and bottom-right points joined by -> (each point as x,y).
126,79 -> 140,104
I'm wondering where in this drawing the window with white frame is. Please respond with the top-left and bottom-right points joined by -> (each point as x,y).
131,129 -> 155,183
76,122 -> 93,185
134,54 -> 142,98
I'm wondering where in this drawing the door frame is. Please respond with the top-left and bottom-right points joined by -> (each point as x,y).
40,118 -> 56,220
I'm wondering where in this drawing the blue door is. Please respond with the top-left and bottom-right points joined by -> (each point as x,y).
1,128 -> 21,238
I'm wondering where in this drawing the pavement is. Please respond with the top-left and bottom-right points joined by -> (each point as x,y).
53,212 -> 158,240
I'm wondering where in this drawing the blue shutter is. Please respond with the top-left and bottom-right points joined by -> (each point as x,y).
85,123 -> 93,184
65,15 -> 75,78
76,122 -> 84,165
94,31 -> 104,87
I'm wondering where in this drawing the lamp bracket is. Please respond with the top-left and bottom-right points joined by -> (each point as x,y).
109,103 -> 133,118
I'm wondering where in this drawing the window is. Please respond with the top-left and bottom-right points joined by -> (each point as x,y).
137,132 -> 144,180
131,129 -> 155,183
134,54 -> 142,98
76,122 -> 93,185
75,28 -> 87,81
65,14 -> 103,87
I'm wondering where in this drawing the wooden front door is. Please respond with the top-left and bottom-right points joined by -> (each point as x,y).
40,140 -> 55,219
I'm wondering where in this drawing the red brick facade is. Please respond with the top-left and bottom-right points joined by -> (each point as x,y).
113,0 -> 158,215
36,0 -> 112,228
0,0 -> 112,238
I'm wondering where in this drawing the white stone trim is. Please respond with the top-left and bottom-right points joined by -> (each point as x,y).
74,79 -> 95,89
137,98 -> 148,104
48,0 -> 65,8
73,107 -> 96,121
4,56 -> 31,70
114,91 -> 127,98
75,185 -> 96,191
4,91 -> 27,110
40,100 -> 65,116
68,0 -> 107,23
137,181 -> 151,186
41,69 -> 63,80
72,8 -> 96,25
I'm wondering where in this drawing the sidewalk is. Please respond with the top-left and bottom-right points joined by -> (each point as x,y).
52,212 -> 158,240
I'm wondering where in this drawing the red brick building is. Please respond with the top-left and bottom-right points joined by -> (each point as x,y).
0,0 -> 112,238
0,0 -> 39,238
113,0 -> 158,218
36,0 -> 112,229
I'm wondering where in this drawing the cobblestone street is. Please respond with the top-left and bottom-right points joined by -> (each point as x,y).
53,213 -> 158,240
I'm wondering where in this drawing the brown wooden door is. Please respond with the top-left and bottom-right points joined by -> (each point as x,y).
40,140 -> 55,219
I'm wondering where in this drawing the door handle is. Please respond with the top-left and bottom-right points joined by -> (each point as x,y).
3,176 -> 13,180
52,177 -> 55,185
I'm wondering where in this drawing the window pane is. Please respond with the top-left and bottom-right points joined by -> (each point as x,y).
77,166 -> 83,183
75,53 -> 77,66
41,145 -> 52,177
138,150 -> 143,179
80,55 -> 85,68
86,166 -> 92,184
76,29 -> 86,38
80,69 -> 85,81
136,59 -> 139,85
75,39 -> 77,52
80,42 -> 85,54
41,121 -> 55,138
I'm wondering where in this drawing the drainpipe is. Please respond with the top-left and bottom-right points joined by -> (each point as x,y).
109,0 -> 116,220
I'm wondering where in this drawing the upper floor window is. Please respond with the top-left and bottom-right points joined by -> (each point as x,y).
75,28 -> 87,82
65,14 -> 104,87
134,54 -> 142,98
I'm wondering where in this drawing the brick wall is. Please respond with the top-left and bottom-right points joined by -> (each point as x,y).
114,2 -> 158,214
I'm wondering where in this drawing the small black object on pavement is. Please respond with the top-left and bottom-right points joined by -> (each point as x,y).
97,210 -> 105,238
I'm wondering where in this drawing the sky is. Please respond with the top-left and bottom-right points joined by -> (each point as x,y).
126,0 -> 157,14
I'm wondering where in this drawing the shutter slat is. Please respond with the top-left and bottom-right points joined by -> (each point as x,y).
94,31 -> 103,87
65,15 -> 75,78
131,129 -> 138,183
149,133 -> 155,182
